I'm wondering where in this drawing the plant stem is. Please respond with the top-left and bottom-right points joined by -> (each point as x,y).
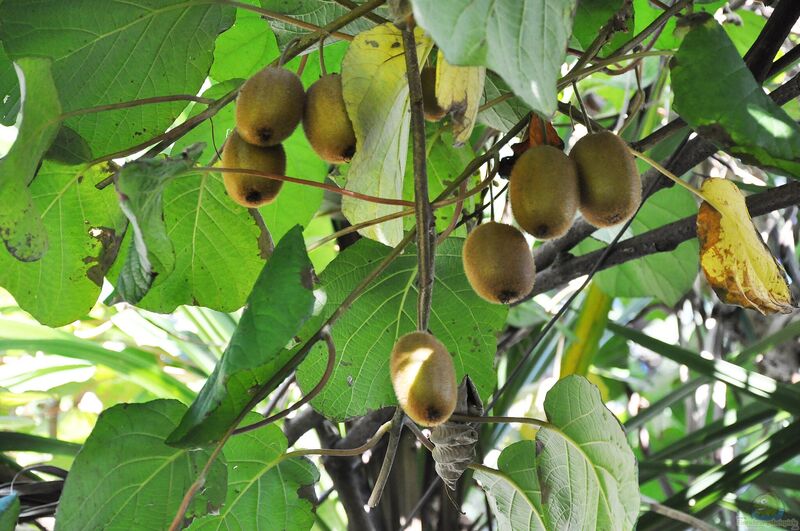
59,95 -> 215,121
367,407 -> 404,507
282,419 -> 394,460
218,0 -> 354,41
402,26 -> 435,331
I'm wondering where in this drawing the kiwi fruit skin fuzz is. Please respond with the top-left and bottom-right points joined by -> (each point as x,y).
303,74 -> 356,164
236,67 -> 305,147
510,145 -> 579,239
421,66 -> 446,122
569,131 -> 642,227
221,130 -> 286,208
391,331 -> 458,427
462,222 -> 535,304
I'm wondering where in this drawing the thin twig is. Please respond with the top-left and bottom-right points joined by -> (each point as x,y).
218,0 -> 354,41
333,0 -> 388,23
59,94 -> 216,120
283,418 -> 394,460
168,441 -> 226,531
367,407 -> 405,507
199,166 -> 416,207
606,0 -> 691,58
232,327 -> 337,435
402,26 -> 435,331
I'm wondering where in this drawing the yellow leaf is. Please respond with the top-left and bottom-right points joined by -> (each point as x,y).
435,51 -> 485,146
561,283 -> 612,378
341,24 -> 433,245
696,178 -> 794,314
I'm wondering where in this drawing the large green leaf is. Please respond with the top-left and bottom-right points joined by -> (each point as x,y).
55,400 -> 227,531
576,186 -> 699,305
188,417 -> 317,531
260,0 -> 379,47
211,0 -> 279,82
0,57 -> 60,262
168,227 -> 315,447
0,162 -> 125,326
112,144 -> 204,305
474,441 -> 546,530
475,376 -> 639,530
411,0 -> 577,116
296,238 -> 507,421
341,24 -> 432,245
672,16 -> 800,177
477,72 -> 530,132
0,0 -> 233,158
0,318 -> 194,402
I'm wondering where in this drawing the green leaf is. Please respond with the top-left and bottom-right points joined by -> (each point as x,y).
572,0 -> 633,55
168,227 -> 315,447
261,0 -> 379,47
211,0 -> 279,82
0,57 -> 60,262
537,376 -> 639,529
0,494 -> 19,531
55,400 -> 227,531
188,417 -> 317,531
0,47 -> 20,126
671,16 -> 800,177
296,238 -> 507,421
576,186 -> 699,305
341,24 -> 433,245
411,0 -> 577,116
473,441 -> 546,530
0,317 -> 194,402
0,161 -> 126,326
610,323 -> 800,415
475,376 -> 639,530
478,72 -> 530,132
0,432 -> 81,455
112,144 -> 204,305
0,0 -> 234,158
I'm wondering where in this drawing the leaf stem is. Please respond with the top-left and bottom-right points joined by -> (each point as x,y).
282,418 -> 394,460
627,147 -> 704,199
217,0 -> 354,41
367,407 -> 405,507
59,94 -> 216,121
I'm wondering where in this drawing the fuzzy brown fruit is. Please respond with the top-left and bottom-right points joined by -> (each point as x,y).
421,66 -> 446,122
510,145 -> 579,239
462,222 -> 535,304
390,331 -> 458,427
221,130 -> 285,208
235,67 -> 305,147
303,74 -> 356,164
570,131 -> 642,227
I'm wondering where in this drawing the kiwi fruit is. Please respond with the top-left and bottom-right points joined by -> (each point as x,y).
235,66 -> 305,147
221,130 -> 286,208
462,222 -> 535,304
421,66 -> 446,122
303,74 -> 356,164
510,145 -> 579,239
569,131 -> 642,227
390,331 -> 457,427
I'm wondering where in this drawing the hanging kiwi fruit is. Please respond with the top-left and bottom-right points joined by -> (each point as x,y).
462,222 -> 535,304
509,145 -> 579,240
569,131 -> 642,227
391,331 -> 458,427
221,130 -> 286,208
235,66 -> 305,147
303,73 -> 357,164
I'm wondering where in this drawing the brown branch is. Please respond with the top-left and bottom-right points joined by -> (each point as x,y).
533,181 -> 800,295
743,0 -> 800,84
59,94 -> 216,121
402,26 -> 435,331
367,407 -> 404,507
607,0 -> 691,58
333,0 -> 388,24
219,0 -> 354,41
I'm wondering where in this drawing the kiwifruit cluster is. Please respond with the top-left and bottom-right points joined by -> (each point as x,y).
223,65 -> 357,207
461,130 -> 640,305
390,331 -> 457,426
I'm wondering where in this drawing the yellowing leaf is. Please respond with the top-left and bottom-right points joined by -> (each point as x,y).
696,178 -> 794,314
435,51 -> 485,146
341,24 -> 433,245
